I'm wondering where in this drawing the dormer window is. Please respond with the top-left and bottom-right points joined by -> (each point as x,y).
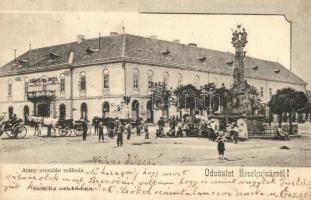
199,56 -> 207,62
226,59 -> 234,66
49,52 -> 60,59
19,59 -> 28,64
86,47 -> 98,54
161,49 -> 170,56
252,65 -> 259,71
274,69 -> 280,74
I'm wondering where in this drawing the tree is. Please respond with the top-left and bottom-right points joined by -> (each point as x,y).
268,88 -> 308,134
173,84 -> 200,115
148,82 -> 173,112
200,83 -> 231,114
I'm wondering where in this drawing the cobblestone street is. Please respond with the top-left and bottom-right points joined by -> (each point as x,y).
1,125 -> 311,167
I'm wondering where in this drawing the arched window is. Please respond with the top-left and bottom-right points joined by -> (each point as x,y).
80,102 -> 88,120
146,100 -> 153,123
177,73 -> 182,87
59,104 -> 66,120
80,72 -> 86,91
132,100 -> 139,120
8,80 -> 12,96
103,69 -> 109,89
41,76 -> 47,91
133,68 -> 139,89
195,75 -> 200,87
163,71 -> 169,86
24,78 -> 28,95
102,101 -> 110,118
60,74 -> 65,92
147,70 -> 153,88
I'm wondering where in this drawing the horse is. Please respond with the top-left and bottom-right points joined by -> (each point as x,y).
27,116 -> 58,136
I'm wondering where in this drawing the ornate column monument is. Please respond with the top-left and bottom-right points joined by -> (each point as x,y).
230,25 -> 257,115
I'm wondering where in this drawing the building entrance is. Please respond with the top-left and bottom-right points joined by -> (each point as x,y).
37,103 -> 50,117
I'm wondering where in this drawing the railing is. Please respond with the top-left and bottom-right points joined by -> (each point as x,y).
27,90 -> 56,101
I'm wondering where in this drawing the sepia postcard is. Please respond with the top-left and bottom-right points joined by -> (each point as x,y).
0,0 -> 310,199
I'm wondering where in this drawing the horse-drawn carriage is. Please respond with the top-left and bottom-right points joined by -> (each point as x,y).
57,119 -> 92,136
0,118 -> 27,138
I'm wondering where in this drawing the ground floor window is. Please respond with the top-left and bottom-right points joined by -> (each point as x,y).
102,101 -> 110,118
37,103 -> 50,117
80,102 -> 88,120
23,105 -> 29,121
59,104 -> 66,120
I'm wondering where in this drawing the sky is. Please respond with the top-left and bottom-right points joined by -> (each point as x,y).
0,12 -> 290,70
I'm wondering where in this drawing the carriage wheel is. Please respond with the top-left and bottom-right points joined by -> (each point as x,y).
5,130 -> 15,138
5,124 -> 16,137
58,128 -> 67,137
15,125 -> 27,139
74,128 -> 83,136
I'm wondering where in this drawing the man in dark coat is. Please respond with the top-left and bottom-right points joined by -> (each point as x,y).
82,120 -> 88,141
107,119 -> 115,138
98,121 -> 104,143
157,117 -> 165,136
93,117 -> 99,135
116,123 -> 124,147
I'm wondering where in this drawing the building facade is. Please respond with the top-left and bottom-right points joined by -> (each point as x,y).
0,33 -> 307,123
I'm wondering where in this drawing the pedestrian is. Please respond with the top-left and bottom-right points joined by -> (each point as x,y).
93,117 -> 99,135
125,120 -> 132,140
98,121 -> 104,143
169,116 -> 176,137
82,120 -> 88,141
108,119 -> 115,138
144,121 -> 149,139
47,124 -> 52,137
176,125 -> 183,137
232,123 -> 239,143
157,117 -> 165,136
116,123 -> 124,147
216,132 -> 225,160
114,117 -> 121,136
136,118 -> 141,136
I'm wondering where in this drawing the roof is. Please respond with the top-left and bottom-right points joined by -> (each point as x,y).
0,33 -> 306,85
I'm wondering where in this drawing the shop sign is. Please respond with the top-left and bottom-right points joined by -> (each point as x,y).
29,77 -> 58,87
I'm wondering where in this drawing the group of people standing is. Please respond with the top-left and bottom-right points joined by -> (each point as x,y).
91,117 -> 150,147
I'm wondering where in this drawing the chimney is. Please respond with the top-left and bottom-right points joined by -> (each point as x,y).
110,32 -> 118,36
188,43 -> 197,47
172,39 -> 180,43
77,35 -> 85,44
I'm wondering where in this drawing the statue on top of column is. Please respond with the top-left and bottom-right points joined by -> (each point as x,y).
231,24 -> 248,92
